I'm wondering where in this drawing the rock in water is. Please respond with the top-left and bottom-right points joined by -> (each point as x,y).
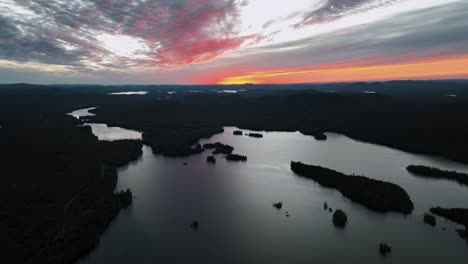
332,209 -> 348,228
191,221 -> 199,231
273,201 -> 283,210
207,155 -> 216,163
116,188 -> 133,208
379,243 -> 392,256
424,213 -> 436,227
226,154 -> 247,162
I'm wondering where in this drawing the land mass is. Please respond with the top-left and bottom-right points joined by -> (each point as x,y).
291,161 -> 414,214
430,207 -> 468,241
1,81 -> 467,263
407,165 -> 468,186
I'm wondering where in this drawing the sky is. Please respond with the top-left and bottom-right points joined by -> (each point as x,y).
0,0 -> 467,84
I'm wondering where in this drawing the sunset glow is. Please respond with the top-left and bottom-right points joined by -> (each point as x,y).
216,55 -> 468,84
0,0 -> 467,84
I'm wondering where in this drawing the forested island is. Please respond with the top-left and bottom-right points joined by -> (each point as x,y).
203,142 -> 234,155
407,165 -> 468,186
291,162 -> 414,214
226,154 -> 248,162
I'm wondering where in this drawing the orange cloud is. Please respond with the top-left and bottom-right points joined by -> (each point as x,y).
216,55 -> 468,84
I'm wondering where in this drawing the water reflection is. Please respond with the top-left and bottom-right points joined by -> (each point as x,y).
109,91 -> 148,95
84,123 -> 142,141
80,127 -> 468,264
68,107 -> 142,141
68,107 -> 96,119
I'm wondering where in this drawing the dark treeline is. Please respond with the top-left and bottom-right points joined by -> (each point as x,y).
203,142 -> 234,155
291,161 -> 414,214
430,207 -> 468,241
407,165 -> 468,186
66,82 -> 468,164
0,86 -> 142,263
226,154 -> 247,161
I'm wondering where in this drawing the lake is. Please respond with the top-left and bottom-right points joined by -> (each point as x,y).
68,107 -> 142,141
77,126 -> 468,263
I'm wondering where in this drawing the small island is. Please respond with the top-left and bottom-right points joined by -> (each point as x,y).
332,209 -> 348,228
116,188 -> 133,208
424,213 -> 436,227
430,207 -> 468,241
203,142 -> 234,155
406,165 -> 468,186
247,133 -> 263,138
291,161 -> 414,214
226,154 -> 247,162
313,132 -> 327,141
273,201 -> 283,209
233,130 -> 243,136
191,220 -> 199,231
379,243 -> 392,256
207,155 -> 216,163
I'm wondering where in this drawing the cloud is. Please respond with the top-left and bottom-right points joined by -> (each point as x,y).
0,0 -> 466,84
191,1 -> 468,83
293,0 -> 400,27
0,0 -> 253,68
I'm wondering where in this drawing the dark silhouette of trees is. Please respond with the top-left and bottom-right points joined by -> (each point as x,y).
273,201 -> 283,209
226,154 -> 247,161
423,213 -> 436,227
333,209 -> 347,228
379,243 -> 392,256
206,155 -> 216,163
407,165 -> 468,186
203,142 -> 234,154
291,161 -> 414,214
430,207 -> 468,242
247,133 -> 263,138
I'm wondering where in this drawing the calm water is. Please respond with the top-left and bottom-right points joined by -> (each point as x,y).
68,107 -> 96,119
83,123 -> 142,141
109,91 -> 148,95
68,108 -> 142,141
79,127 -> 468,264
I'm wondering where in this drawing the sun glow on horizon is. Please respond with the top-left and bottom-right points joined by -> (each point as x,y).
216,55 -> 468,84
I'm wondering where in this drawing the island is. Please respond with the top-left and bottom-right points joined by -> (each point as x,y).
207,155 -> 216,163
332,209 -> 348,228
203,142 -> 234,155
247,133 -> 263,138
379,243 -> 392,256
313,132 -> 327,141
273,201 -> 283,209
423,213 -> 436,227
116,188 -> 133,208
430,207 -> 468,241
407,165 -> 468,186
233,130 -> 243,136
291,161 -> 414,214
226,154 -> 248,162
